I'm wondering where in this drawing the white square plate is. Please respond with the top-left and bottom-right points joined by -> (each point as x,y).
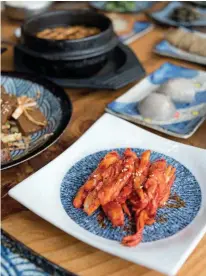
9,114 -> 206,276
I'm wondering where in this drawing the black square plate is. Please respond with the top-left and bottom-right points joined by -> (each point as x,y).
14,43 -> 145,90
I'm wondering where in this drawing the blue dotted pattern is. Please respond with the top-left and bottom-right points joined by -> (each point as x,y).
60,148 -> 201,243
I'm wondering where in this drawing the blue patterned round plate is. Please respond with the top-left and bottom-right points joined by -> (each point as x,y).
1,72 -> 72,170
60,148 -> 201,243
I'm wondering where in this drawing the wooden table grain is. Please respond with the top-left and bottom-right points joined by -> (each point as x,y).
1,3 -> 206,276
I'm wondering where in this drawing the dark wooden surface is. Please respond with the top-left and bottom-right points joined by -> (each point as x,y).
1,2 -> 206,276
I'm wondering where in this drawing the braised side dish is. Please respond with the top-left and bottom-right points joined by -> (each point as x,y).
169,6 -> 200,23
1,87 -> 47,163
165,28 -> 206,57
36,26 -> 101,40
73,148 -> 176,247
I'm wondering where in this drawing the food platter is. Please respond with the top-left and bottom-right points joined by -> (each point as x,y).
8,113 -> 206,276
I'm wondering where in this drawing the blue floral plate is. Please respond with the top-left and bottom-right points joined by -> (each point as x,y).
106,63 -> 206,138
1,72 -> 72,170
148,2 -> 206,27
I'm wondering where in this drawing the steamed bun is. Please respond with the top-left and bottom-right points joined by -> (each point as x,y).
159,78 -> 196,103
138,93 -> 176,121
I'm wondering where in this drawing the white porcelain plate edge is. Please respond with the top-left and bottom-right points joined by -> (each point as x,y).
8,114 -> 206,276
124,24 -> 154,45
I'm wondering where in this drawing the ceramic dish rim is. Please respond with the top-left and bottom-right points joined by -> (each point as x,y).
106,108 -> 206,139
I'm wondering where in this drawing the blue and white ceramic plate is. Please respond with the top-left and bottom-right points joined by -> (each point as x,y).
154,29 -> 206,66
148,2 -> 206,27
1,72 -> 72,170
90,1 -> 155,13
119,21 -> 153,45
1,230 -> 76,276
8,113 -> 206,275
106,62 -> 206,138
60,148 -> 201,243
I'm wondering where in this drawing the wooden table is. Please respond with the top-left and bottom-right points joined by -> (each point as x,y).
1,3 -> 206,276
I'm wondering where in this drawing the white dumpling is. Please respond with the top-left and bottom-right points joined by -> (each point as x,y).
138,93 -> 176,121
159,78 -> 196,103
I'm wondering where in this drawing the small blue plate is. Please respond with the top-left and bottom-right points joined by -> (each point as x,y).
90,1 -> 155,13
154,39 -> 206,66
60,148 -> 201,243
1,72 -> 72,170
154,28 -> 206,66
106,62 -> 206,138
148,2 -> 206,27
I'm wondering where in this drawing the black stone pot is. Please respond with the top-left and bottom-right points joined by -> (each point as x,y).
20,10 -> 118,77
21,10 -> 118,59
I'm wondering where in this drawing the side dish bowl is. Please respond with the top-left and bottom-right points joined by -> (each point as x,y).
1,71 -> 72,170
